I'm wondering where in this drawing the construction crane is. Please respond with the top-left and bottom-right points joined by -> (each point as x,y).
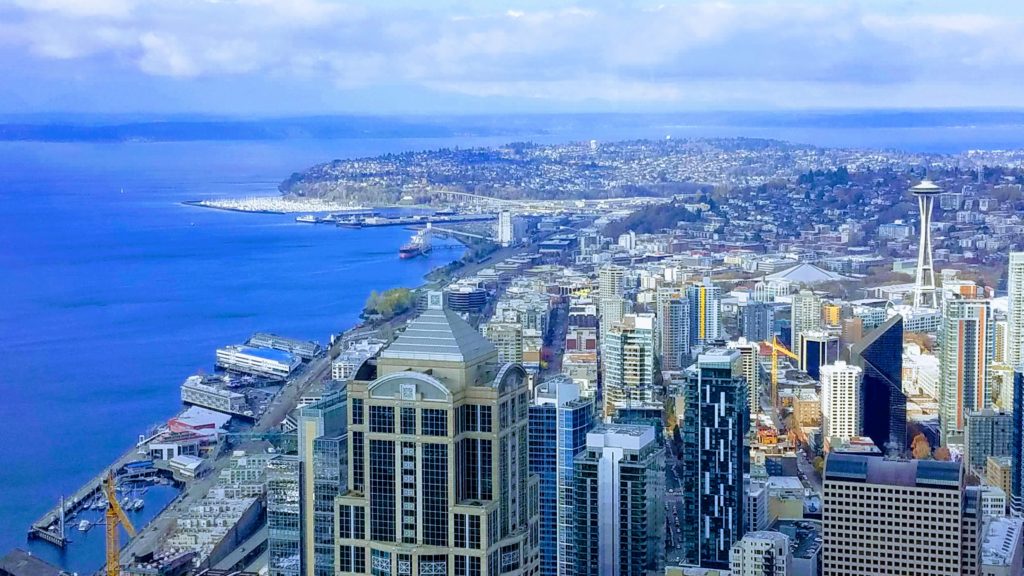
763,336 -> 798,411
104,470 -> 135,576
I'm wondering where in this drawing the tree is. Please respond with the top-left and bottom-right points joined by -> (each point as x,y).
910,433 -> 932,459
813,456 -> 825,474
934,446 -> 951,461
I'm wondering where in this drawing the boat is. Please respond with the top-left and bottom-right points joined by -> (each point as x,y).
78,520 -> 91,532
399,228 -> 432,259
131,498 -> 144,511
295,214 -> 317,224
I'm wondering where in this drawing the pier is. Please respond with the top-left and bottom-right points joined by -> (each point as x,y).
28,445 -> 147,547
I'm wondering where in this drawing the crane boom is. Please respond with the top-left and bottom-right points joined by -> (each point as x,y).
763,336 -> 798,411
104,470 -> 135,576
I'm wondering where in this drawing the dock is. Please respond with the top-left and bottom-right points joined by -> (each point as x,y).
28,444 -> 148,547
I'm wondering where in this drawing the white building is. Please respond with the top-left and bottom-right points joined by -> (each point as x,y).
745,482 -> 770,533
730,531 -> 792,576
981,517 -> 1023,576
215,345 -> 299,379
820,361 -> 863,447
1007,252 -> 1024,369
790,290 -> 822,347
497,210 -> 514,247
180,375 -> 247,416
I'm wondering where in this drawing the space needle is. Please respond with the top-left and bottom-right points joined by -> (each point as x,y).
911,179 -> 942,309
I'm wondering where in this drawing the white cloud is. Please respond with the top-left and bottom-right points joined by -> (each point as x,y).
2,0 -> 1024,110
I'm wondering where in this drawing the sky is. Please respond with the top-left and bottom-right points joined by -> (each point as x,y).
2,0 -> 1024,115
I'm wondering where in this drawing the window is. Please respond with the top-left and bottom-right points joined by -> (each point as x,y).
401,407 -> 416,435
351,398 -> 364,425
422,443 -> 449,546
369,405 -> 394,433
422,409 -> 448,436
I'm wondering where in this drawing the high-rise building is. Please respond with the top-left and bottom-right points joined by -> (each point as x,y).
1012,368 -> 1024,515
481,322 -> 524,365
790,290 -> 822,349
911,180 -> 942,309
687,278 -> 722,345
599,265 -> 628,338
823,454 -> 981,575
727,338 -> 762,418
820,361 -> 863,448
1007,252 -> 1024,369
497,210 -> 514,247
680,349 -> 749,568
850,314 -> 906,453
940,298 -> 995,444
964,408 -> 1013,477
573,424 -> 665,576
822,302 -> 842,328
739,301 -> 774,343
336,292 -> 539,575
602,313 -> 656,416
298,390 -> 348,576
529,377 -> 596,576
729,531 -> 792,576
268,456 -> 301,576
798,329 -> 837,381
657,285 -> 690,371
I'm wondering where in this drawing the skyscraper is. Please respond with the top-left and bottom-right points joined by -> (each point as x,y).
335,292 -> 539,575
573,424 -> 665,576
1007,252 -> 1024,369
940,297 -> 995,444
657,285 -> 690,371
823,454 -> 980,575
964,408 -> 1013,477
529,377 -> 596,576
739,301 -> 774,343
727,338 -> 762,418
911,180 -> 942,309
850,314 -> 906,452
680,349 -> 749,568
298,390 -> 348,576
602,313 -> 656,416
268,456 -> 301,576
598,265 -> 628,338
798,329 -> 837,381
687,277 -> 722,345
790,290 -> 822,348
820,361 -> 863,448
497,210 -> 514,247
1012,368 -> 1023,516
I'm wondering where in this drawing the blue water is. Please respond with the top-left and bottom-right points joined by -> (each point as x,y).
1,118 -> 1023,571
0,138 -> 481,570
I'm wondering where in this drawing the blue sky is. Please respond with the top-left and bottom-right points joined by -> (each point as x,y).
2,0 -> 1023,115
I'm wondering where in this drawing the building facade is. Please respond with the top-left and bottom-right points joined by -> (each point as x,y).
739,301 -> 774,343
529,378 -> 595,576
335,293 -> 539,575
657,286 -> 691,371
823,454 -> 980,575
1013,369 -> 1024,515
790,290 -> 822,349
268,456 -> 301,576
820,361 -> 863,448
602,313 -> 656,416
964,408 -> 1013,477
940,298 -> 995,444
1006,252 -> 1024,368
299,390 -> 348,576
850,315 -> 906,453
729,531 -> 791,576
573,424 -> 665,576
687,278 -> 722,345
680,349 -> 749,568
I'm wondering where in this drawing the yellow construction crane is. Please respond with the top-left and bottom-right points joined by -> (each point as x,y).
103,470 -> 135,576
763,336 -> 798,410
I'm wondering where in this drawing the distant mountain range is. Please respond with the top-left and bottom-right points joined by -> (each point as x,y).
3,110 -> 1024,142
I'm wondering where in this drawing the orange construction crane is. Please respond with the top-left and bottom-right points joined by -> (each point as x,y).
762,336 -> 798,410
104,470 -> 136,576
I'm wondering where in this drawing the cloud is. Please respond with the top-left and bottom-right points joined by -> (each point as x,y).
1,0 -> 1024,112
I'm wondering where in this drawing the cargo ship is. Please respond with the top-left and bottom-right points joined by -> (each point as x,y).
399,228 -> 431,259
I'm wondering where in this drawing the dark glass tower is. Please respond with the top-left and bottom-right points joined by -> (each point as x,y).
680,349 -> 749,568
1012,368 -> 1023,515
850,315 -> 906,453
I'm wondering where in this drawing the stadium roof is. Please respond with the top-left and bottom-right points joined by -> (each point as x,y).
764,262 -> 846,284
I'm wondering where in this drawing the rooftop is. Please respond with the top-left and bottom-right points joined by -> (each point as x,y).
771,519 -> 822,560
764,262 -> 846,284
0,549 -> 68,576
824,453 -> 961,489
222,345 -> 295,365
380,296 -> 497,364
981,517 -> 1023,566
